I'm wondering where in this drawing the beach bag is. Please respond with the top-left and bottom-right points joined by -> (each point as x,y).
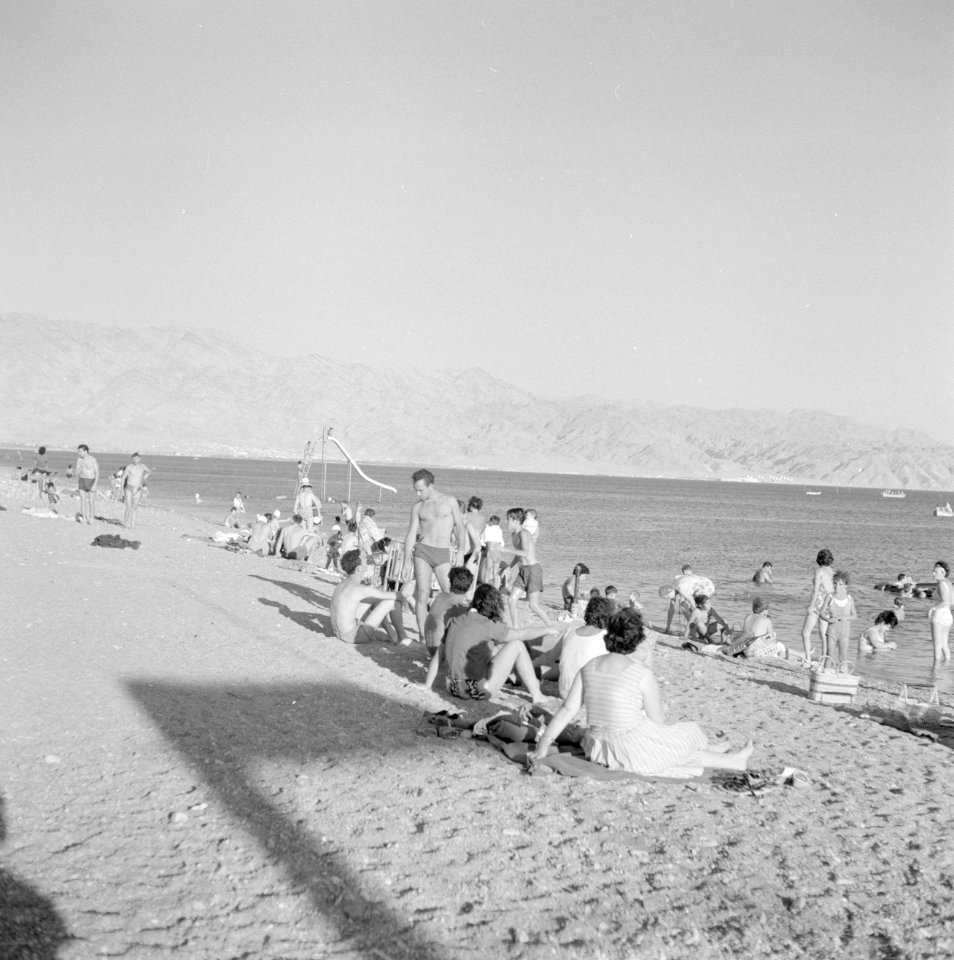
745,635 -> 781,659
808,656 -> 860,704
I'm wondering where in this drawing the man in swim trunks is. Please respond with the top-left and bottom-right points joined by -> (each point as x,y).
120,452 -> 151,529
331,549 -> 402,644
504,507 -> 551,628
402,468 -> 466,639
75,444 -> 99,525
274,514 -> 320,561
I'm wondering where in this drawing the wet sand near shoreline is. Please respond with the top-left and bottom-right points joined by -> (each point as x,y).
3,478 -> 954,959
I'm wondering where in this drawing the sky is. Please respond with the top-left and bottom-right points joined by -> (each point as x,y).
3,1 -> 953,441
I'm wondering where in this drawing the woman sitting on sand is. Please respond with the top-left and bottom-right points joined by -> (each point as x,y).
532,609 -> 754,778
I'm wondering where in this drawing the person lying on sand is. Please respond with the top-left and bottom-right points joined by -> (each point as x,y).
440,584 -> 558,702
330,549 -> 403,644
858,611 -> 899,654
532,609 -> 754,778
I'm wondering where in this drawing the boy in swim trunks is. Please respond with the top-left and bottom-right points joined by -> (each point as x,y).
330,549 -> 404,644
504,507 -> 551,628
120,452 -> 151,529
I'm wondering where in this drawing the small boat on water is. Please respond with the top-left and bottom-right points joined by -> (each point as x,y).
934,502 -> 953,518
805,490 -> 821,496
882,489 -> 906,499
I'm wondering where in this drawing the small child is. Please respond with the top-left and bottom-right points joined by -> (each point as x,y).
857,610 -> 899,655
480,515 -> 505,588
683,594 -> 729,646
819,570 -> 857,663
604,585 -> 618,606
45,474 -> 59,507
627,591 -> 643,611
522,508 -> 540,541
892,596 -> 906,623
423,566 -> 474,689
561,563 -> 590,612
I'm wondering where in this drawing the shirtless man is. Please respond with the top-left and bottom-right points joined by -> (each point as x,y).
120,453 -> 151,529
75,444 -> 99,524
402,469 -> 466,637
664,564 -> 715,633
294,479 -> 321,531
462,496 -> 487,577
504,507 -> 551,628
274,514 -> 319,561
331,549 -> 402,644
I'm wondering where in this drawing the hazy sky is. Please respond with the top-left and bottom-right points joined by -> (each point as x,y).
3,1 -> 953,440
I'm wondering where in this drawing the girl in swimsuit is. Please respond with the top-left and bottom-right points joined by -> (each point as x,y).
800,548 -> 834,663
818,571 -> 856,664
928,561 -> 953,662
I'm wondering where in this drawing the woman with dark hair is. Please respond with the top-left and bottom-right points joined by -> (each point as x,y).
800,549 -> 835,662
532,609 -> 753,777
441,584 -> 558,702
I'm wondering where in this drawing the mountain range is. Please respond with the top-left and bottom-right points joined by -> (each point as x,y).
2,314 -> 952,489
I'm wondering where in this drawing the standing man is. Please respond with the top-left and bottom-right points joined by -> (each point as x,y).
120,452 -> 151,529
294,479 -> 321,531
75,444 -> 99,524
462,496 -> 487,578
402,469 -> 465,638
504,507 -> 551,628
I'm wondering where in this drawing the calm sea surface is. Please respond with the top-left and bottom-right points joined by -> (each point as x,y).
8,448 -> 954,694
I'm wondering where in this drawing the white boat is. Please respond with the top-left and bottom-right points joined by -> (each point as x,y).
934,502 -> 953,518
805,490 -> 822,496
881,489 -> 906,499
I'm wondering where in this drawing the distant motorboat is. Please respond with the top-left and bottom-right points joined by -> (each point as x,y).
805,490 -> 822,496
882,489 -> 906,499
934,502 -> 953,518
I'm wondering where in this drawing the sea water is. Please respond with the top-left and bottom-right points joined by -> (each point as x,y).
8,448 -> 954,694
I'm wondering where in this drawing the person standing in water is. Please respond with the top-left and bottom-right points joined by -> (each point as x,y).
800,549 -> 834,662
929,560 -> 952,662
120,453 -> 151,529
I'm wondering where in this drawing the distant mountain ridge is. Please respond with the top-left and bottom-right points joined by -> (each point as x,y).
2,314 -> 952,489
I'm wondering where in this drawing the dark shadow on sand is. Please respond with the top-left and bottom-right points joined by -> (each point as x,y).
0,794 -> 71,959
249,574 -> 326,608
258,597 -> 331,635
126,680 -> 449,960
741,677 -> 809,699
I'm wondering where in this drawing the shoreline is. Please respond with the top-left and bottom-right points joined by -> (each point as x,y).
3,475 -> 954,958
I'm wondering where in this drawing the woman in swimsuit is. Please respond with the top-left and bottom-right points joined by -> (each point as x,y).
928,561 -> 952,662
800,548 -> 834,663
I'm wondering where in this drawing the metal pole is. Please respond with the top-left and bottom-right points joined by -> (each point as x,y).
320,428 -> 327,503
347,460 -> 352,502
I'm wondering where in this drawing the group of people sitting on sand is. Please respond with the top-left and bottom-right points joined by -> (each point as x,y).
321,468 -> 757,779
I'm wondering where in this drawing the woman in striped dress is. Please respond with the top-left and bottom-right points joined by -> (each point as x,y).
532,609 -> 754,778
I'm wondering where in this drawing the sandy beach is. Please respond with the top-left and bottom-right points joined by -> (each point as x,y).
3,478 -> 954,960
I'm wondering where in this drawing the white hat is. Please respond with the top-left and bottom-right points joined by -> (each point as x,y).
301,477 -> 311,486
273,509 -> 281,518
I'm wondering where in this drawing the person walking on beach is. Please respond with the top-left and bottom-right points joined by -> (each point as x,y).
31,446 -> 51,506
462,497 -> 487,577
504,507 -> 551,628
120,453 -> 151,529
478,514 -> 504,587
402,469 -> 466,638
294,480 -> 321,531
800,549 -> 834,662
928,561 -> 952,662
75,444 -> 99,524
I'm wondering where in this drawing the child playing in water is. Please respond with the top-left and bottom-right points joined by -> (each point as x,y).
857,610 -> 899,655
818,570 -> 857,664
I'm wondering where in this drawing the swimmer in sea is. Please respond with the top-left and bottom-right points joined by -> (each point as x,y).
752,561 -> 774,584
857,611 -> 898,655
120,453 -> 151,529
330,549 -> 403,644
402,469 -> 466,639
928,560 -> 952,662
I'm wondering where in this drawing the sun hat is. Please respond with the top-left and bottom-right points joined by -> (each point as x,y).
301,478 -> 311,486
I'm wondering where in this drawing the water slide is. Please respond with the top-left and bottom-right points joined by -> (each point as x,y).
323,435 -> 397,494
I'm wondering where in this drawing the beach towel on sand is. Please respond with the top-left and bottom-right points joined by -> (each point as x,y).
91,534 -> 141,550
